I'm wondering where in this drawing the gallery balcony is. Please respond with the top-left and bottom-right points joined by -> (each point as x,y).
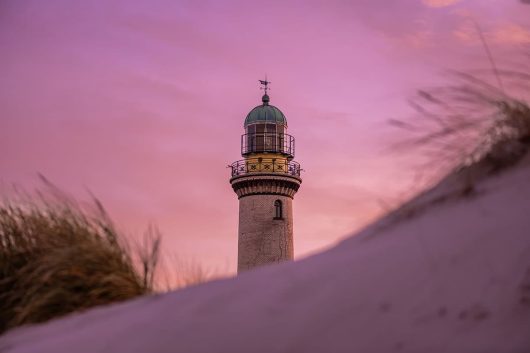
230,158 -> 301,178
241,133 -> 295,158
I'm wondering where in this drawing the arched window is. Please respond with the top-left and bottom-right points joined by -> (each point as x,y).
274,200 -> 283,219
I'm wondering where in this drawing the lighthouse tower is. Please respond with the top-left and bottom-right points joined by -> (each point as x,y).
229,80 -> 302,273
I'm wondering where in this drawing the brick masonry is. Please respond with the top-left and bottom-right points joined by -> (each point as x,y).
230,173 -> 301,273
237,193 -> 294,272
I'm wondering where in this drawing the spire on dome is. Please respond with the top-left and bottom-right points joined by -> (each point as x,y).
259,77 -> 270,106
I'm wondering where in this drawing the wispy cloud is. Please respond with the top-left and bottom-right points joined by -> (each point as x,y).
453,20 -> 478,43
493,23 -> 530,44
453,20 -> 530,45
390,30 -> 435,49
422,0 -> 462,8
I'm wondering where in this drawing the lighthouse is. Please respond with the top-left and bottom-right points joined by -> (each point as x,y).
229,80 -> 302,273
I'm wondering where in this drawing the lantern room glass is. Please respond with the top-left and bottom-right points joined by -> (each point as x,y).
245,123 -> 286,154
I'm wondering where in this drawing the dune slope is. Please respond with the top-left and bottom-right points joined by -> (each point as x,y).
2,157 -> 530,353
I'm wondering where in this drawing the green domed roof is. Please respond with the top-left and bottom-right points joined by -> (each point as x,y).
244,94 -> 287,127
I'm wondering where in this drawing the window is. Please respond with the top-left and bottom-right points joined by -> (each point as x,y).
246,123 -> 287,154
246,125 -> 256,134
265,124 -> 276,133
255,124 -> 265,152
274,200 -> 283,219
246,125 -> 255,152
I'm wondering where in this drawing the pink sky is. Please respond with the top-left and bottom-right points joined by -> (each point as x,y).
1,0 -> 529,274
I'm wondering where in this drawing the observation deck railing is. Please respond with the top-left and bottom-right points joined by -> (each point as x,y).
230,158 -> 301,178
241,133 -> 295,158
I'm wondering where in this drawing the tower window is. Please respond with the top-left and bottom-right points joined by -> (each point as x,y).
274,200 -> 283,220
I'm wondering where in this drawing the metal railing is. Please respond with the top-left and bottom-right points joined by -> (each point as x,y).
230,158 -> 301,177
241,133 -> 295,157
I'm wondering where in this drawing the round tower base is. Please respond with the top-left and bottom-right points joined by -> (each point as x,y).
230,173 -> 301,273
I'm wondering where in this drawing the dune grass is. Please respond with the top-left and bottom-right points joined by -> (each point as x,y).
390,67 -> 530,183
0,186 -> 159,334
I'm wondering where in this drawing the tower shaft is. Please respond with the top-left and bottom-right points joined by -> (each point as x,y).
237,194 -> 293,271
231,173 -> 300,272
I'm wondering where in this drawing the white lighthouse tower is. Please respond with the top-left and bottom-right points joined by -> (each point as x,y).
229,80 -> 302,272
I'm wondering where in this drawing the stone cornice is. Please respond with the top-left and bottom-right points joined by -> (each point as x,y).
230,173 -> 302,199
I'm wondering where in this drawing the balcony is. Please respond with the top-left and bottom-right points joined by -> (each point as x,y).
241,133 -> 295,158
230,158 -> 301,178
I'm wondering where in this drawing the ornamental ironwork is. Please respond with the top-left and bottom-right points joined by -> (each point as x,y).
230,158 -> 301,177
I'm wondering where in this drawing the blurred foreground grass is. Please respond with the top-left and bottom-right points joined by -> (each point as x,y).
0,185 -> 158,334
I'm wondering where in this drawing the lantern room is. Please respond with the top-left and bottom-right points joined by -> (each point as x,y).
241,94 -> 295,159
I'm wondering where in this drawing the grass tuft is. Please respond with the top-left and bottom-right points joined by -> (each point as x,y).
0,185 -> 159,334
390,66 -> 530,182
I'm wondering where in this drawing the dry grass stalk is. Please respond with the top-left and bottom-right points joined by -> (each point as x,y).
154,254 -> 221,291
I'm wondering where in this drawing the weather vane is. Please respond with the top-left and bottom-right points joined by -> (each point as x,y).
259,76 -> 270,94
